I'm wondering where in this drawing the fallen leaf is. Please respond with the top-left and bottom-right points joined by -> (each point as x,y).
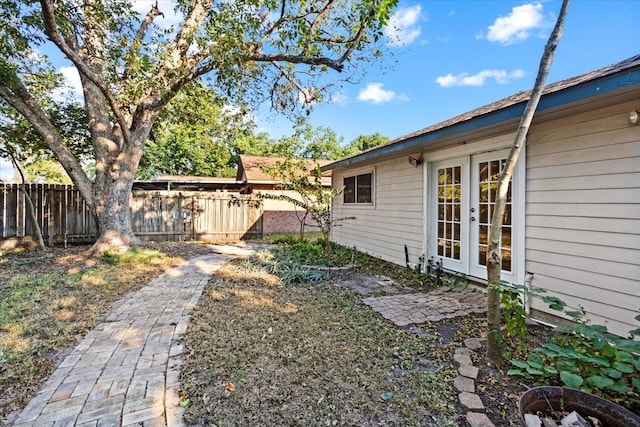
340,346 -> 348,353
225,382 -> 236,392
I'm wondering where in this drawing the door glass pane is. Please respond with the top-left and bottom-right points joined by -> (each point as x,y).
479,225 -> 488,246
502,248 -> 512,272
479,204 -> 488,223
478,246 -> 487,267
437,166 -> 462,261
477,159 -> 512,272
502,226 -> 511,248
503,203 -> 512,225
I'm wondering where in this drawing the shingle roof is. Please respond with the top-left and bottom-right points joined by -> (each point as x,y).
324,54 -> 640,170
237,155 -> 332,184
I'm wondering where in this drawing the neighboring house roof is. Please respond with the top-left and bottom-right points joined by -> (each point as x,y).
133,175 -> 244,191
132,156 -> 333,190
324,54 -> 640,171
237,155 -> 332,186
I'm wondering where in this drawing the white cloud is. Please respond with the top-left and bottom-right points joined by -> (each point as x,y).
51,66 -> 83,101
357,83 -> 407,104
486,3 -> 545,45
436,69 -> 525,87
60,66 -> 83,94
384,5 -> 423,47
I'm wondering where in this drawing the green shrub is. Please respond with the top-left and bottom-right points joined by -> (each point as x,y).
509,303 -> 640,399
491,281 -> 570,358
271,234 -> 301,245
248,250 -> 327,285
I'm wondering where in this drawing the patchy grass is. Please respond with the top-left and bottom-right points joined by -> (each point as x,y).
0,242 -> 211,421
180,259 -> 462,426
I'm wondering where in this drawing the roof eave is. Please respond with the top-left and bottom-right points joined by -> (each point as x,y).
323,65 -> 640,172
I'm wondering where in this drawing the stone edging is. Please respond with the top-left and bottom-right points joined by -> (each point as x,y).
453,337 -> 497,427
302,264 -> 356,275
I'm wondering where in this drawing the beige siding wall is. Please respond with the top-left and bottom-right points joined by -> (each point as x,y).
331,157 -> 424,267
526,99 -> 640,337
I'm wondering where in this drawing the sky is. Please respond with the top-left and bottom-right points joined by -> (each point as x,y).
2,0 -> 640,180
256,0 -> 640,143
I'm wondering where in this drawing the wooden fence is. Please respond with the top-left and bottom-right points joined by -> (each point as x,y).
0,184 -> 263,247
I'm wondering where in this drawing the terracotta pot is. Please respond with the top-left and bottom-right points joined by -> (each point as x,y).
519,386 -> 640,427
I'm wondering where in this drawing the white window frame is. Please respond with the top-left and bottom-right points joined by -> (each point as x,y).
343,171 -> 374,205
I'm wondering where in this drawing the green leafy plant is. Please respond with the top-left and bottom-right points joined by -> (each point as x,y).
509,305 -> 640,398
495,282 -> 529,355
273,238 -> 325,263
490,281 -> 569,357
275,260 -> 328,286
248,250 -> 327,286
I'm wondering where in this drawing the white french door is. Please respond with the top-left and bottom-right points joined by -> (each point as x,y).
433,157 -> 469,273
431,149 -> 521,283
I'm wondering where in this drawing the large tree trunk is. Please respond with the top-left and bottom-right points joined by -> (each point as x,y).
485,0 -> 570,366
85,124 -> 150,256
89,173 -> 139,255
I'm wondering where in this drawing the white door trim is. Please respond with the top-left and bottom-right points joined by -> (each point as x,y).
424,137 -> 525,285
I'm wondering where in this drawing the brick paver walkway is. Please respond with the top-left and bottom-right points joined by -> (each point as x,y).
362,285 -> 487,326
10,245 -> 263,427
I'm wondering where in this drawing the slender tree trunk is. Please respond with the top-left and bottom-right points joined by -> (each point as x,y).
7,152 -> 46,251
19,186 -> 46,251
485,0 -> 570,366
299,214 -> 307,241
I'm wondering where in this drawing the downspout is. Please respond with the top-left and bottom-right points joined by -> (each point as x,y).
524,272 -> 558,329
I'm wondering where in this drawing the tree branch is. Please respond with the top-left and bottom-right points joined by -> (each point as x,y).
0,83 -> 94,206
160,0 -> 213,74
485,0 -> 570,366
123,2 -> 164,79
335,4 -> 377,65
244,53 -> 344,72
141,0 -> 213,121
307,0 -> 337,36
39,0 -> 132,146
